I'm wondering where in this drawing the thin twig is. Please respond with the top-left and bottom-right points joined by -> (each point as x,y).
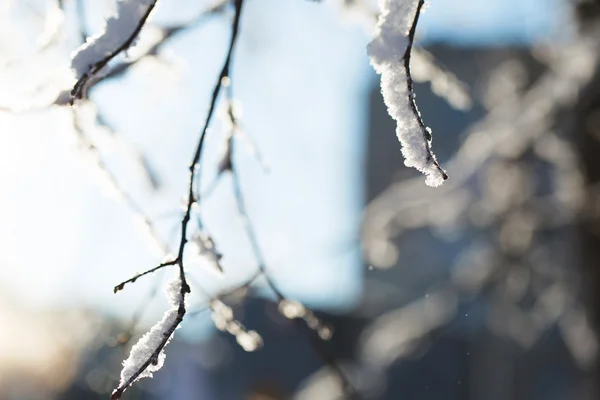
113,259 -> 177,293
229,156 -> 284,299
403,0 -> 447,180
229,139 -> 360,399
171,0 -> 244,269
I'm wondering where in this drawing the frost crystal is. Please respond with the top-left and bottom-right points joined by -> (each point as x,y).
118,276 -> 182,387
71,0 -> 156,80
367,0 -> 447,187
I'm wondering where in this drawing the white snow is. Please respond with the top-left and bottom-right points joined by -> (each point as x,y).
118,275 -> 183,386
71,0 -> 156,80
367,0 -> 447,187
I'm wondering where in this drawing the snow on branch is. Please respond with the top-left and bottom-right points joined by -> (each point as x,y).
111,274 -> 187,400
368,0 -> 448,187
70,0 -> 157,101
110,0 -> 245,396
87,0 -> 230,90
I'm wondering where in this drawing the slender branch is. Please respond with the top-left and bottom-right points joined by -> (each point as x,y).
214,85 -> 283,299
403,0 -> 447,180
173,0 -> 244,267
229,133 -> 360,398
103,0 -> 243,291
113,259 -> 177,293
229,157 -> 283,299
110,1 -> 245,397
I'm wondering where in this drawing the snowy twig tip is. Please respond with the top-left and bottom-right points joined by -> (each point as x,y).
368,0 -> 447,187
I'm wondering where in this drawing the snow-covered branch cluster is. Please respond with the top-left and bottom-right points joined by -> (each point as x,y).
83,0 -> 353,396
0,0 -> 450,397
63,0 -> 447,396
4,0 -> 598,397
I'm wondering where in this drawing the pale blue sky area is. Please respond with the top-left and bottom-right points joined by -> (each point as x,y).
420,0 -> 565,44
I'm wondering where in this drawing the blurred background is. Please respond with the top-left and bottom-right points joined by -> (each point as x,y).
1,0 -> 599,399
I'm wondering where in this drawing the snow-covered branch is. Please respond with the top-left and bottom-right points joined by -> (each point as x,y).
89,0 -> 229,88
111,274 -> 187,399
368,0 -> 448,187
70,0 -> 158,101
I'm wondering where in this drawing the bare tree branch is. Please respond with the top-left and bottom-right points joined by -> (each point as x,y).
110,1 -> 245,397
113,259 -> 177,293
